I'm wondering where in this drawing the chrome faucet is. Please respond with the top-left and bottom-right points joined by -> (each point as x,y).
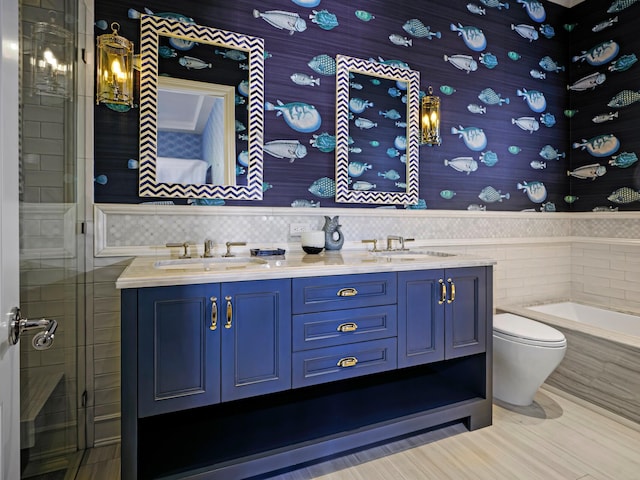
203,239 -> 214,258
223,241 -> 246,257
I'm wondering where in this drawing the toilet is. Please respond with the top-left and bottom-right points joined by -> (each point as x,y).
493,313 -> 567,406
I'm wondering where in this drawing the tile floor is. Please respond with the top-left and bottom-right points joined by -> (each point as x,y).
72,386 -> 640,480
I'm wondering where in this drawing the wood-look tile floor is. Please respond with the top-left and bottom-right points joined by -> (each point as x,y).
74,386 -> 640,480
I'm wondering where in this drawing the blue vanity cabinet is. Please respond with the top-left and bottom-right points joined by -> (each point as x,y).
398,267 -> 488,368
136,279 -> 291,417
121,266 -> 492,480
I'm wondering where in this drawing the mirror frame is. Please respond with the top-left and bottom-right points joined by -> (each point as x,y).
139,14 -> 264,200
335,55 -> 420,205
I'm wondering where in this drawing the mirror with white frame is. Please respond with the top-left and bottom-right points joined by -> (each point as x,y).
335,55 -> 420,205
138,14 -> 264,200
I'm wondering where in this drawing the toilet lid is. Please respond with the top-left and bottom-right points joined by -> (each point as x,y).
494,313 -> 566,347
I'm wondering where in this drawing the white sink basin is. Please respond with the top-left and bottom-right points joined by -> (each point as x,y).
154,257 -> 269,271
373,250 -> 457,261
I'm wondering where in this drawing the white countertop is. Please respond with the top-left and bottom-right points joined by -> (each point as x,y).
116,249 -> 496,289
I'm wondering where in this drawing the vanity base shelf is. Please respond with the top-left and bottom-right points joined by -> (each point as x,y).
136,356 -> 490,480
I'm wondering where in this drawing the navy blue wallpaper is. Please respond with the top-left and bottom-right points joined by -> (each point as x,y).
567,0 -> 640,211
95,0 -> 588,211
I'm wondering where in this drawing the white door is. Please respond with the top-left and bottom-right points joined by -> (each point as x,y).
0,0 -> 21,476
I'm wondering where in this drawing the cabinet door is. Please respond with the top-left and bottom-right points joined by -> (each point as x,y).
398,270 -> 445,368
444,266 -> 487,359
138,284 -> 220,417
220,279 -> 291,402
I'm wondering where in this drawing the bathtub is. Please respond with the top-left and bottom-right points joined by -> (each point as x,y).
498,301 -> 640,424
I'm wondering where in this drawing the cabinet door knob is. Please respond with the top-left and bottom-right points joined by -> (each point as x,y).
337,322 -> 358,332
210,297 -> 218,330
438,279 -> 446,305
225,296 -> 233,329
447,278 -> 455,304
337,356 -> 358,368
337,287 -> 358,297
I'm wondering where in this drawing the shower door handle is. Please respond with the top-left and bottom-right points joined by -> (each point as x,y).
8,306 -> 58,350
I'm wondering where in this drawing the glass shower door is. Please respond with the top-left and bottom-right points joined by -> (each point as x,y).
18,0 -> 86,476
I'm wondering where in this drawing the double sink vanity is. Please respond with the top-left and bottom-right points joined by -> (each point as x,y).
117,246 -> 495,479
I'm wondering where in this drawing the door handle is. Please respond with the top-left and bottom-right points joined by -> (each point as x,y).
9,306 -> 58,350
210,297 -> 218,330
438,279 -> 446,305
447,278 -> 455,304
225,296 -> 233,329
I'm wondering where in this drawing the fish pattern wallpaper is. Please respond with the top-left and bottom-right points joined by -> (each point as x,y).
93,0 -> 640,211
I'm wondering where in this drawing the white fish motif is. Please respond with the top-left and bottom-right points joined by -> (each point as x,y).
378,169 -> 401,180
348,162 -> 372,177
253,9 -> 307,35
443,54 -> 478,73
467,104 -> 487,114
530,160 -> 546,169
512,117 -> 539,133
529,69 -> 546,79
517,181 -> 547,203
349,98 -> 374,114
593,16 -> 618,32
466,4 -> 486,15
511,24 -> 539,41
451,125 -> 487,151
592,112 -> 618,123
290,73 -> 320,86
265,100 -> 322,133
178,56 -> 211,69
389,34 -> 412,47
263,140 -> 308,163
516,88 -> 546,113
354,117 -> 377,129
567,163 -> 607,180
444,157 -> 478,174
572,40 -> 620,66
352,181 -> 377,191
567,72 -> 606,91
450,23 -> 487,51
572,134 -> 620,157
517,0 -> 546,22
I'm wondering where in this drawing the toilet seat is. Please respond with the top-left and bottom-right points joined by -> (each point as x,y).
494,313 -> 567,348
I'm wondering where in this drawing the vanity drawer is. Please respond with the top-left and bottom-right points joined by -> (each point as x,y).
292,305 -> 397,351
292,338 -> 397,388
292,273 -> 397,314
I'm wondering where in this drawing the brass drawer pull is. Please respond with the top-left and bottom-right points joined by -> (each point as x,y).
225,296 -> 233,329
447,278 -> 455,304
210,297 -> 217,330
438,279 -> 446,305
337,287 -> 358,297
337,356 -> 358,368
337,322 -> 358,332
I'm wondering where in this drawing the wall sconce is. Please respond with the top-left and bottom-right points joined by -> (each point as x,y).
30,13 -> 73,98
96,22 -> 134,107
421,86 -> 441,146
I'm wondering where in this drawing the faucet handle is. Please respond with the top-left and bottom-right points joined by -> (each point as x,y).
166,242 -> 191,258
223,241 -> 247,257
401,238 -> 415,250
362,239 -> 379,252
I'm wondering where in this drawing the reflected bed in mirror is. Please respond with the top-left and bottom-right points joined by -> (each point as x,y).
157,77 -> 236,186
139,14 -> 264,200
335,55 -> 420,205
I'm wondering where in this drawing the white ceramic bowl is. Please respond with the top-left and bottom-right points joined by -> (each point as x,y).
301,230 -> 325,254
